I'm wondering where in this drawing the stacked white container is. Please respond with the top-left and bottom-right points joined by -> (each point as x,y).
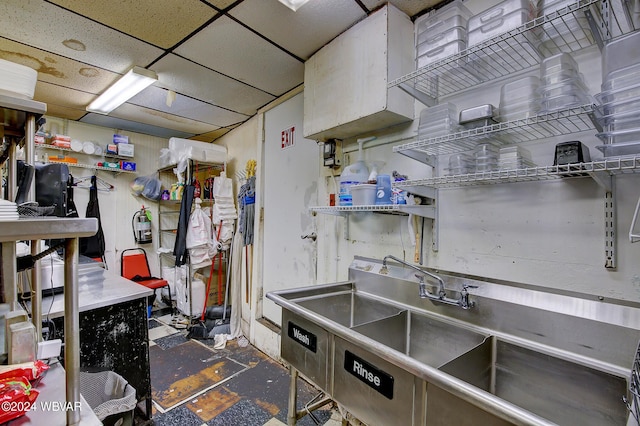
537,0 -> 593,55
538,53 -> 591,113
467,0 -> 539,74
447,152 -> 474,175
415,1 -> 473,68
474,143 -> 499,172
498,145 -> 536,169
418,102 -> 462,139
595,31 -> 640,157
497,76 -> 541,121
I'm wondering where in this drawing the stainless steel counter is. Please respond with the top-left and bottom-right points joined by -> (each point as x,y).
31,264 -> 153,319
11,362 -> 101,426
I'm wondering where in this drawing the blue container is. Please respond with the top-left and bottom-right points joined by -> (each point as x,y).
375,174 -> 392,205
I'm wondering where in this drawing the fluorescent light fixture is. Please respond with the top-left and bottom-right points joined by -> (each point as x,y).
86,66 -> 157,114
278,0 -> 311,11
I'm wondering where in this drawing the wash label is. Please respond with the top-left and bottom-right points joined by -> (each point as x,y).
287,321 -> 317,353
344,350 -> 394,399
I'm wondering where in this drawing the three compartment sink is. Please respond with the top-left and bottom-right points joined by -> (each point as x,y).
268,279 -> 633,425
440,337 -> 628,426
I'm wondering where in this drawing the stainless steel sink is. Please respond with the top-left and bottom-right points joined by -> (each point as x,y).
352,310 -> 489,367
296,291 -> 403,328
439,336 -> 629,426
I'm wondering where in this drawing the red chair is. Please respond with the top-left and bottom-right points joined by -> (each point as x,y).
120,248 -> 172,314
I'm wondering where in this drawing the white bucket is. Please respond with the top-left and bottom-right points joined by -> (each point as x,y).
350,184 -> 377,206
0,59 -> 37,100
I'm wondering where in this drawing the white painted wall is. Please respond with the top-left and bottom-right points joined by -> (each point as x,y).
41,117 -> 169,275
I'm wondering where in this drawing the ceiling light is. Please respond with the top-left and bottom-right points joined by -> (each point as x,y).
278,0 -> 311,11
86,66 -> 157,115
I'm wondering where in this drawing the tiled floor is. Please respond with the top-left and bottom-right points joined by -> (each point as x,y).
141,314 -> 341,426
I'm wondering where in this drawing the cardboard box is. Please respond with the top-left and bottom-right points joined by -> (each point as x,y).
113,134 -> 129,144
117,143 -> 134,157
106,144 -> 118,155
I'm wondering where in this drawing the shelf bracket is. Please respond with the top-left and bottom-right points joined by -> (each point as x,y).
585,8 -> 605,51
604,179 -> 616,269
397,83 -> 436,107
397,148 -> 436,167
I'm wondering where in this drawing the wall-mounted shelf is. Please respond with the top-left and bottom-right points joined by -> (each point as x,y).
310,204 -> 435,219
388,0 -> 637,105
396,155 -> 640,189
394,104 -> 600,162
47,160 -> 136,174
36,142 -> 136,173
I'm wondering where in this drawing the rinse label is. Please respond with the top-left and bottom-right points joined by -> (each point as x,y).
344,350 -> 394,399
287,322 -> 317,353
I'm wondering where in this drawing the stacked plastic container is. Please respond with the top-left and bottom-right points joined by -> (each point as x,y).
447,152 -> 473,175
595,31 -> 640,157
474,143 -> 499,172
498,146 -> 536,169
418,102 -> 462,139
537,0 -> 592,55
539,53 -> 591,113
415,1 -> 473,68
468,0 -> 537,46
497,76 -> 541,121
467,0 -> 539,74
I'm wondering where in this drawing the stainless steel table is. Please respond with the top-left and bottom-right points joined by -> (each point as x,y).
1,217 -> 97,426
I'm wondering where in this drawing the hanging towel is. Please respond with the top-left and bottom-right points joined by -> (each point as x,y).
238,176 -> 255,246
80,176 -> 105,259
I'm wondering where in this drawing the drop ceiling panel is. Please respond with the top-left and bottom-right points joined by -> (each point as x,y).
151,54 -> 275,116
191,127 -> 234,142
108,103 -> 220,135
81,113 -> 195,139
35,82 -> 95,112
203,0 -> 239,11
48,0 -> 219,49
128,86 -> 249,127
0,0 -> 163,74
0,38 -> 117,95
176,15 -> 304,95
361,0 -> 445,16
229,0 -> 366,60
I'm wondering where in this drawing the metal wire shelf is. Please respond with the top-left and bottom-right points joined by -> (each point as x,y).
309,204 -> 436,218
389,0 -> 637,102
394,104 -> 599,161
394,155 -> 640,188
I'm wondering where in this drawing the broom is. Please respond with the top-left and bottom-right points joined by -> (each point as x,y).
209,231 -> 234,336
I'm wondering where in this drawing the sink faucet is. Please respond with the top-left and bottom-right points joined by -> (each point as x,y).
380,255 -> 476,309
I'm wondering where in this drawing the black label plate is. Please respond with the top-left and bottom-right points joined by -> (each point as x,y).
344,350 -> 394,399
287,321 -> 317,353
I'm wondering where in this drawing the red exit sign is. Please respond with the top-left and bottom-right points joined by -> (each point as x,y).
281,126 -> 295,150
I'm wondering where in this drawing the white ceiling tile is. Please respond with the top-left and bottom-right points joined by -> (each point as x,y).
229,0 -> 366,59
0,37 -> 118,95
175,16 -> 304,95
81,114 -> 195,139
151,54 -> 275,116
128,86 -> 249,127
48,0 -> 219,49
0,0 -> 163,73
109,103 -> 220,135
360,0 -> 445,17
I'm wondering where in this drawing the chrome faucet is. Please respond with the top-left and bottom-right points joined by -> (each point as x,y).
380,255 -> 476,309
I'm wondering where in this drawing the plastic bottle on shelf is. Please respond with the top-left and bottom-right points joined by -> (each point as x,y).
338,137 -> 372,206
375,174 -> 392,205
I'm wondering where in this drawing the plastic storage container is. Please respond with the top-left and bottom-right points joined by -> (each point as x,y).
375,174 -> 392,205
350,184 -> 377,206
537,0 -> 593,54
0,59 -> 37,99
415,1 -> 472,67
468,0 -> 537,46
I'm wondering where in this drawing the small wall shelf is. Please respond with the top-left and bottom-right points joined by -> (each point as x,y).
310,204 -> 435,219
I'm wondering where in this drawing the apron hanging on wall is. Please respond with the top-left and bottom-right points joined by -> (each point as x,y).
80,176 -> 106,263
